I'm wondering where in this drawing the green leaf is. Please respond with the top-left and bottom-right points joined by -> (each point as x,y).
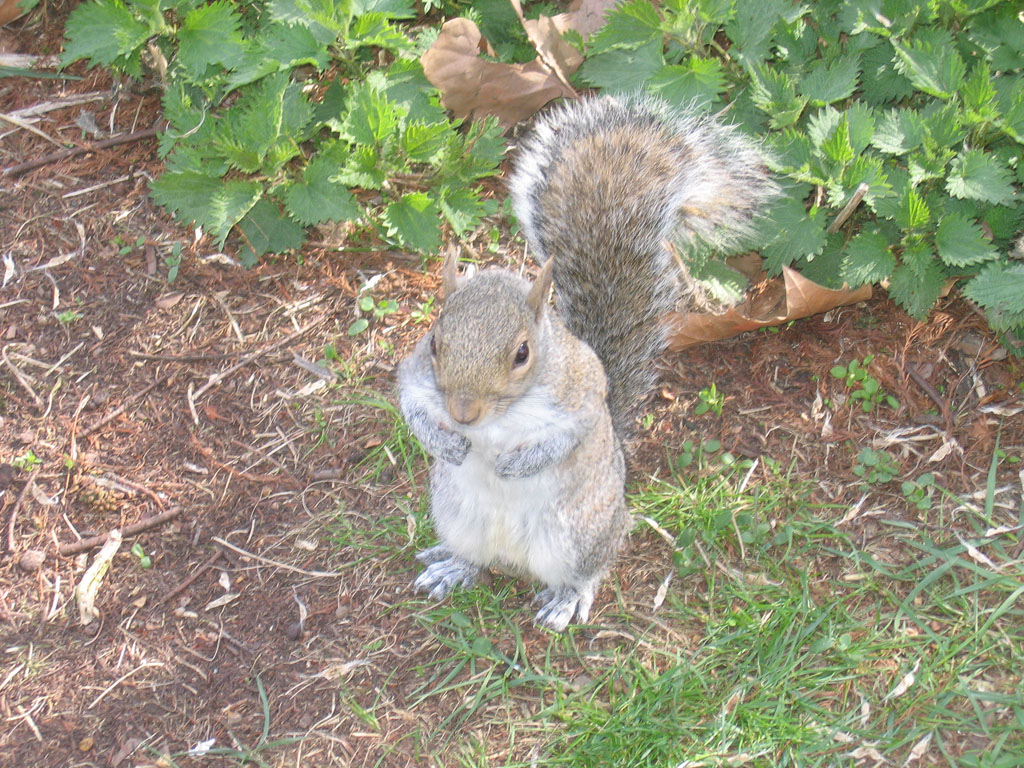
946,149 -> 1015,205
893,185 -> 929,231
382,192 -> 441,253
749,65 -> 806,129
859,41 -> 914,106
401,121 -> 449,163
963,263 -> 1024,316
887,259 -> 946,319
871,109 -> 926,155
820,116 -> 854,167
61,0 -> 150,73
759,195 -> 828,275
960,61 -> 998,120
891,30 -> 966,100
150,172 -> 227,233
840,230 -> 894,287
340,81 -> 405,146
725,0 -> 787,65
177,1 -> 249,79
439,187 -> 498,237
337,144 -> 386,189
580,38 -> 664,93
283,156 -> 361,226
588,0 -> 662,54
648,58 -> 726,109
236,198 -> 306,265
800,53 -> 861,106
935,213 -> 997,269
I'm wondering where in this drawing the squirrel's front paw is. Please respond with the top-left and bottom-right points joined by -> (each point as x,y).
437,431 -> 471,466
413,553 -> 480,601
494,446 -> 545,479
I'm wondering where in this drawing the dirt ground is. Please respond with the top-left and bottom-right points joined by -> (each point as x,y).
2,6 -> 1023,768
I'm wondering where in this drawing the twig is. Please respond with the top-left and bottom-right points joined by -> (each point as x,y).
1,345 -> 43,407
904,362 -> 952,428
827,182 -> 870,234
191,317 -> 328,401
158,546 -> 224,605
81,372 -> 173,437
87,661 -> 163,710
0,112 -> 66,148
58,507 -> 182,557
1,124 -> 162,179
211,536 -> 343,579
6,474 -> 36,553
191,435 -> 303,489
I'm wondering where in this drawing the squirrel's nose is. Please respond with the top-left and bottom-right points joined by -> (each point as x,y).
448,394 -> 483,425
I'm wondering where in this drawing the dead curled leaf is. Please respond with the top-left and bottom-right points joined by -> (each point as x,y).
667,266 -> 872,350
421,18 -> 575,128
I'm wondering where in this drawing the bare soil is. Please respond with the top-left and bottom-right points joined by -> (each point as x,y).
2,6 -> 1022,767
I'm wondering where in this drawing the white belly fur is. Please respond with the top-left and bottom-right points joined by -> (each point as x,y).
432,401 -> 573,588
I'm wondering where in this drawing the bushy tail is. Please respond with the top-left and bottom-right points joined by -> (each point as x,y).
508,95 -> 777,438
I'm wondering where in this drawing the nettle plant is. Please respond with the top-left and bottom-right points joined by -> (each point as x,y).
61,0 -> 504,265
576,0 -> 1024,351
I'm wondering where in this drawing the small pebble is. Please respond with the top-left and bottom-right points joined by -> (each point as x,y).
18,549 -> 45,572
285,621 -> 303,641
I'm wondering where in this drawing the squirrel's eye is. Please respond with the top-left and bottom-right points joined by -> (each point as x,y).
430,335 -> 437,356
513,341 -> 529,366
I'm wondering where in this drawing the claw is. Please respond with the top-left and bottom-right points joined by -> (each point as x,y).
533,585 -> 595,632
413,555 -> 480,601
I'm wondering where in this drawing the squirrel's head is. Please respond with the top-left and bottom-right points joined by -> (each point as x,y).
428,257 -> 554,426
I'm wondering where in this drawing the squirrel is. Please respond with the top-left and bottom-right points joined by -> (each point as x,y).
397,94 -> 777,631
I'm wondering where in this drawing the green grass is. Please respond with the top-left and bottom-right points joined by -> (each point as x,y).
369,439 -> 1024,767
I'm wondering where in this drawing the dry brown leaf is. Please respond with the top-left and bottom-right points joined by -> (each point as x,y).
562,0 -> 622,39
421,18 -> 575,128
667,266 -> 872,350
511,0 -> 581,91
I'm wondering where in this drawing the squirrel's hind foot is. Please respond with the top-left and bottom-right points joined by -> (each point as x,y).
533,584 -> 596,632
413,549 -> 481,601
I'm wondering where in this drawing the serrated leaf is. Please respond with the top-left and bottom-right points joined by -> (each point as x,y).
891,30 -> 965,100
821,117 -> 855,167
351,0 -> 415,18
963,263 -> 1024,316
894,186 -> 930,231
61,0 -> 150,73
236,198 -> 306,265
887,259 -> 946,319
382,192 -> 441,253
588,0 -> 662,54
150,171 -> 225,232
871,109 -> 926,155
208,180 -> 264,245
283,156 -> 361,226
439,187 -> 498,237
401,121 -> 449,163
649,58 -> 726,109
337,144 -> 385,189
177,1 -> 249,79
340,81 -> 405,146
946,149 -> 1015,205
841,230 -> 895,287
725,0 -> 787,65
749,65 -> 806,129
859,41 -> 914,106
935,213 -> 997,268
961,61 -> 998,119
800,53 -> 861,106
349,12 -> 413,53
900,238 -> 935,277
580,38 -> 664,93
759,195 -> 828,275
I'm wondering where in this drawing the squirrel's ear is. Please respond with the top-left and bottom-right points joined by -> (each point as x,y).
440,247 -> 463,301
526,257 -> 555,319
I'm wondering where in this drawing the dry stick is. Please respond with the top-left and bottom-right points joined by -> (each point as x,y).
158,546 -> 224,605
1,124 -> 162,178
80,372 -> 173,437
211,536 -> 343,578
6,474 -> 37,553
827,182 -> 871,234
58,506 -> 182,557
191,317 -> 329,401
